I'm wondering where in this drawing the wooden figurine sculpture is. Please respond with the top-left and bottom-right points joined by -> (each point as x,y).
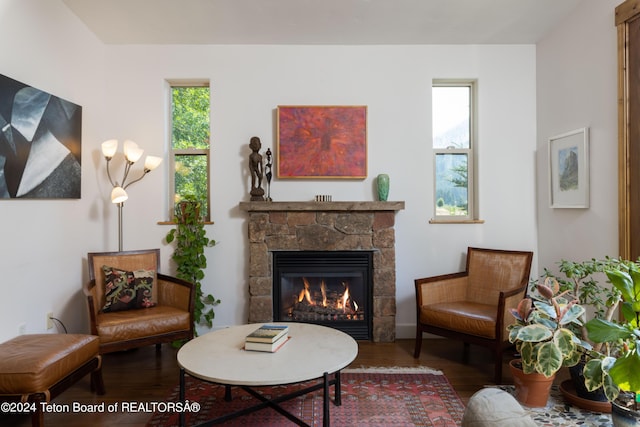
249,136 -> 265,201
265,148 -> 273,201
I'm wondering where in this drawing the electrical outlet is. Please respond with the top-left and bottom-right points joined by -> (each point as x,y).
18,323 -> 26,335
46,312 -> 54,330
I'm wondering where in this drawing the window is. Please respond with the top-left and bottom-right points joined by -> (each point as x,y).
431,80 -> 477,222
169,82 -> 211,221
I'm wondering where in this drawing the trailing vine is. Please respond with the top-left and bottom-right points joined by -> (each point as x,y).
165,197 -> 219,332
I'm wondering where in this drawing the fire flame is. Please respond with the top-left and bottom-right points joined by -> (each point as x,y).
340,286 -> 349,312
298,278 -> 314,304
297,277 -> 360,315
321,280 -> 327,307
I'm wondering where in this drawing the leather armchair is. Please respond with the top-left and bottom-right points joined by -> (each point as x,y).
414,247 -> 533,383
84,249 -> 195,354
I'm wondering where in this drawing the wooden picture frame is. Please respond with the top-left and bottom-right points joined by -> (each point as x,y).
276,105 -> 367,179
549,127 -> 589,208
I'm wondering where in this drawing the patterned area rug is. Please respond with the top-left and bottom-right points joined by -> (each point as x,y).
147,367 -> 465,426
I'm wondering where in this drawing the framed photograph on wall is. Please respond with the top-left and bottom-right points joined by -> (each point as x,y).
276,105 -> 367,179
549,127 -> 589,208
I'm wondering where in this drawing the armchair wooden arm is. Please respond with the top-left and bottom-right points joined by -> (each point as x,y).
498,283 -> 528,341
83,280 -> 100,336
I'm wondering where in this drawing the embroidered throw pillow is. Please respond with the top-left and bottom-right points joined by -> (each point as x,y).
101,265 -> 157,312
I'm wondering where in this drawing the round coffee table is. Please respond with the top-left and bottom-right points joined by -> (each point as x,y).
177,322 -> 358,426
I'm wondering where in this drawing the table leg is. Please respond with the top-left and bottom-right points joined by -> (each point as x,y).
323,372 -> 330,427
335,370 -> 342,406
179,368 -> 186,427
224,384 -> 232,402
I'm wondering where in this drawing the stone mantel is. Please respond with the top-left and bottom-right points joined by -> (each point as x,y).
239,200 -> 404,342
239,201 -> 405,212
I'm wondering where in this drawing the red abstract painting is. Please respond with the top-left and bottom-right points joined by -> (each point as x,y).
277,106 -> 367,178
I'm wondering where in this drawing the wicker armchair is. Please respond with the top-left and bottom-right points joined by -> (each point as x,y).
84,249 -> 194,354
414,247 -> 533,383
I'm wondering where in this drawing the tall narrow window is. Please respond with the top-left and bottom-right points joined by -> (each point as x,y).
432,80 -> 476,221
169,83 -> 211,221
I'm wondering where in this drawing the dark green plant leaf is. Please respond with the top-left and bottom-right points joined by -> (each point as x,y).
585,318 -> 631,343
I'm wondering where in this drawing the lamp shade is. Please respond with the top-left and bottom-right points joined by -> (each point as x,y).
101,139 -> 118,159
123,140 -> 144,163
111,186 -> 128,204
144,155 -> 163,171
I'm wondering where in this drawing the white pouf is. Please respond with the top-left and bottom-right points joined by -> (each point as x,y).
462,388 -> 536,427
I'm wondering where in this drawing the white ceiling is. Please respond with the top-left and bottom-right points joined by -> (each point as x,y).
62,0 -> 585,45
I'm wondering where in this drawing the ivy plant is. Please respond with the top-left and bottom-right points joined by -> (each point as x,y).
165,197 -> 219,332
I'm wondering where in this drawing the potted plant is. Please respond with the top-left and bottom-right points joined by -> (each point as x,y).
541,258 -> 623,401
544,258 -> 623,346
582,262 -> 640,426
176,193 -> 201,222
165,196 -> 220,333
507,277 -> 588,407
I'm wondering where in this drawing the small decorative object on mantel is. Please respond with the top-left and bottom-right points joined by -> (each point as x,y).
265,148 -> 273,201
248,136 -> 265,201
314,195 -> 332,202
377,173 -> 390,201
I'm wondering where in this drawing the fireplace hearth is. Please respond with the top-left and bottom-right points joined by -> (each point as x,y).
273,251 -> 373,340
239,201 -> 405,342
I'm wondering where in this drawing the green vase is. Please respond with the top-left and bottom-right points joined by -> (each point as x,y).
377,174 -> 389,201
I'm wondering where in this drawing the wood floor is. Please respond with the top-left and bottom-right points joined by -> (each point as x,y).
0,338 -> 529,427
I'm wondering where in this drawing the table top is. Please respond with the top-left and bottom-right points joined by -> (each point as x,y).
177,323 -> 359,386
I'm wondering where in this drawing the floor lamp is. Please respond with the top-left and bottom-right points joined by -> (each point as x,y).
102,139 -> 162,251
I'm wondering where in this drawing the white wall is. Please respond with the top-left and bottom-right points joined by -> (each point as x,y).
103,44 -> 538,338
0,0 -> 106,342
536,0 -> 620,275
0,0 -> 542,342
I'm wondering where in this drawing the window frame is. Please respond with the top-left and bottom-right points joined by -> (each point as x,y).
430,79 -> 480,223
167,80 -> 211,222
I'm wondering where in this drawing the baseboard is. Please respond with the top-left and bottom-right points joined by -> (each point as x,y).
396,323 -> 445,340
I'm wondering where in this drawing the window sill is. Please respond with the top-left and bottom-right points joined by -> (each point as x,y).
429,219 -> 485,224
157,220 -> 215,225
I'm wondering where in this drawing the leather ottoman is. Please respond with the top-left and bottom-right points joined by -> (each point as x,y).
0,334 -> 105,427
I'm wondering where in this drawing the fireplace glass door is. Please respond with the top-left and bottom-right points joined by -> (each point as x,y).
273,251 -> 372,340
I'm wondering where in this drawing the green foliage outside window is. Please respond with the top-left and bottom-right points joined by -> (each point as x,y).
435,153 -> 468,216
172,86 -> 210,218
172,87 -> 209,149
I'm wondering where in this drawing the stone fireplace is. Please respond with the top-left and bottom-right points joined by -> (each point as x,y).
239,201 -> 404,342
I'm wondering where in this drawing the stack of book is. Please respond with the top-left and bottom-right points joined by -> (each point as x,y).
244,324 -> 290,352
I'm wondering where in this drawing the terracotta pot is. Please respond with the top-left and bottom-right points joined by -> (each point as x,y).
178,201 -> 200,224
509,359 -> 555,408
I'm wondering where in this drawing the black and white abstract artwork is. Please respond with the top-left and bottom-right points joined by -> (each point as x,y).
0,74 -> 81,198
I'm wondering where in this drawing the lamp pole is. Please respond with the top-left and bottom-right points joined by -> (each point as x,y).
117,202 -> 124,251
